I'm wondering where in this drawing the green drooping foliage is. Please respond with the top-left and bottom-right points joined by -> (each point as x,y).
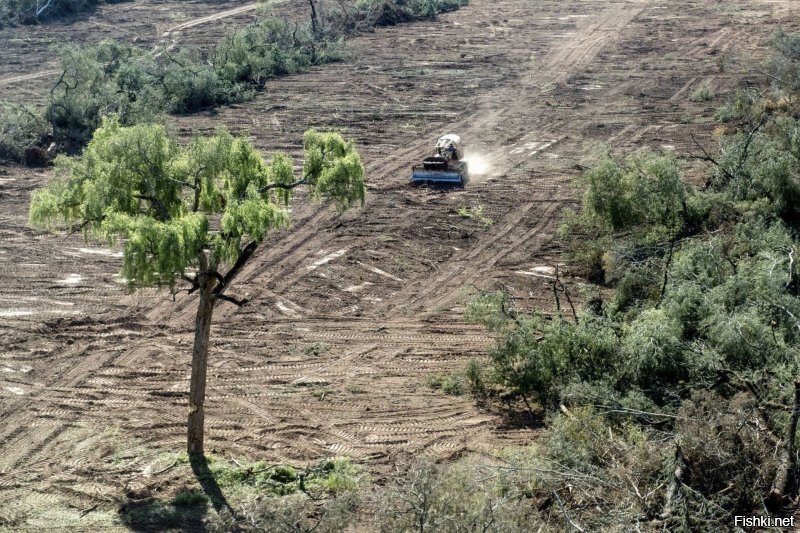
29,116 -> 365,289
28,115 -> 365,480
462,32 -> 800,529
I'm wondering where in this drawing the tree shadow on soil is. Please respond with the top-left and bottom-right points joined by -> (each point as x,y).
483,398 -> 546,431
118,497 -> 209,532
118,455 -> 239,531
190,454 -> 240,523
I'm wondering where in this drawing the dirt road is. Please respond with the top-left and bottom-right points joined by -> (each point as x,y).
0,0 -> 796,527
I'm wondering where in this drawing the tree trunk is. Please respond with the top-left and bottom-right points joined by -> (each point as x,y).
769,381 -> 800,504
308,0 -> 318,37
187,253 -> 215,457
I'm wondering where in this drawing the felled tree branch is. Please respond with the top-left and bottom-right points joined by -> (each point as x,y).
768,382 -> 800,505
658,444 -> 685,521
552,489 -> 585,532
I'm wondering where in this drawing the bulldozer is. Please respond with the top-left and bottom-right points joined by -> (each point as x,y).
410,134 -> 470,187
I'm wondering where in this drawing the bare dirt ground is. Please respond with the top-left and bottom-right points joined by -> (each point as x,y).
1,0 -> 798,529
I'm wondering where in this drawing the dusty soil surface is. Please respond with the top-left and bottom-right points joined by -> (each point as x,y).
0,0 -> 797,529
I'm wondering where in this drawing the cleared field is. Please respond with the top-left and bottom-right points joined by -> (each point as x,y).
0,0 -> 797,528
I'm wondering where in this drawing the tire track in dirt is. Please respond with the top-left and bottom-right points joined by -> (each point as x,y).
219,2 -> 639,302
141,0 -> 647,459
366,2 -> 642,312
276,0 -> 677,453
419,200 -> 563,314
5,0 -> 788,517
0,69 -> 61,86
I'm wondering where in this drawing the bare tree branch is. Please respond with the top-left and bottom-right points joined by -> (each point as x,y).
552,490 -> 585,532
656,233 -> 677,309
258,177 -> 309,193
133,194 -> 170,221
214,294 -> 249,307
214,240 -> 258,296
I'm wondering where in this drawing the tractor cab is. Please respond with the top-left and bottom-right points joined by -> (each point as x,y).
410,134 -> 470,187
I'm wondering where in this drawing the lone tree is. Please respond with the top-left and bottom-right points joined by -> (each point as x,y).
30,117 -> 366,456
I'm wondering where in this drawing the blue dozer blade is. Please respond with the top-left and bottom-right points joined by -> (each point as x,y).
410,170 -> 464,184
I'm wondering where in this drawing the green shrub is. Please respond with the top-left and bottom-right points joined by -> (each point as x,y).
212,18 -> 343,89
579,149 -> 687,232
440,370 -> 464,396
425,373 -> 444,389
426,370 -> 465,396
559,207 -> 609,282
468,294 -> 621,407
11,0 -> 467,163
207,456 -> 363,498
460,31 -> 800,530
304,342 -> 331,356
622,309 -> 696,400
406,0 -> 469,19
464,358 -> 486,396
378,456 -> 539,533
325,0 -> 468,31
561,149 -> 692,284
690,83 -> 714,102
39,18 -> 346,152
311,458 -> 363,495
172,489 -> 208,508
47,40 -> 163,146
607,259 -> 661,314
769,30 -> 800,95
161,57 -> 228,114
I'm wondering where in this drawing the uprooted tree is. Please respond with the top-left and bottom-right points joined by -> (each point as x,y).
29,116 -> 366,456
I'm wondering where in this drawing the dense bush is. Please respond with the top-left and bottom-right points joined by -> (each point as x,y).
378,457 -> 540,532
46,40 -> 163,147
769,30 -> 800,95
36,24 -> 341,149
216,18 -> 335,85
463,31 -> 800,528
468,297 -> 620,407
4,0 -> 469,164
0,102 -> 50,163
0,0 -> 107,26
322,0 -> 469,32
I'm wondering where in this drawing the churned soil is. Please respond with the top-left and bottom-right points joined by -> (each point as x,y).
0,0 -> 797,528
